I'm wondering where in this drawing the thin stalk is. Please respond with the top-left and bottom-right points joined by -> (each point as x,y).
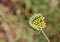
41,29 -> 50,42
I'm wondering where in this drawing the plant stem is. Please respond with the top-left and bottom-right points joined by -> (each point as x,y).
41,29 -> 50,42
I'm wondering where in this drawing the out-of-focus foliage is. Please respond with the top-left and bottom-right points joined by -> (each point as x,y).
0,0 -> 60,42
57,2 -> 60,9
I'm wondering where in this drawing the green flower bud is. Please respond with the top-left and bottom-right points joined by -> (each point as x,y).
29,13 -> 46,31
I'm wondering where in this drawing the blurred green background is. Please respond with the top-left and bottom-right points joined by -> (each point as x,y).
0,0 -> 60,42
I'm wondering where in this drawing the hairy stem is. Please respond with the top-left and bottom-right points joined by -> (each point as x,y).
41,29 -> 50,42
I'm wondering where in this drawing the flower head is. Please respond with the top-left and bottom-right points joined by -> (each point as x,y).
29,13 -> 46,31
